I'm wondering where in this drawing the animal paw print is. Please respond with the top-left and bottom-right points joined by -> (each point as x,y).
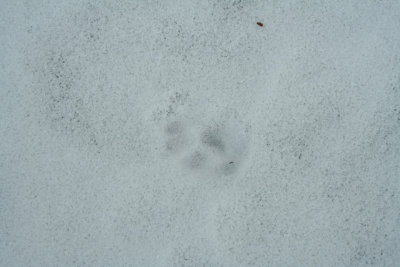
163,117 -> 250,176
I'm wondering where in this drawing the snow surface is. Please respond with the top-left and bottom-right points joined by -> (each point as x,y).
1,0 -> 400,266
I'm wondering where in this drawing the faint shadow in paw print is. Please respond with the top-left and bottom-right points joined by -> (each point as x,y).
164,120 -> 186,154
201,126 -> 225,153
186,151 -> 207,169
221,161 -> 237,176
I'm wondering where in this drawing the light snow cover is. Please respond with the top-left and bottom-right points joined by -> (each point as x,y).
1,1 -> 400,266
